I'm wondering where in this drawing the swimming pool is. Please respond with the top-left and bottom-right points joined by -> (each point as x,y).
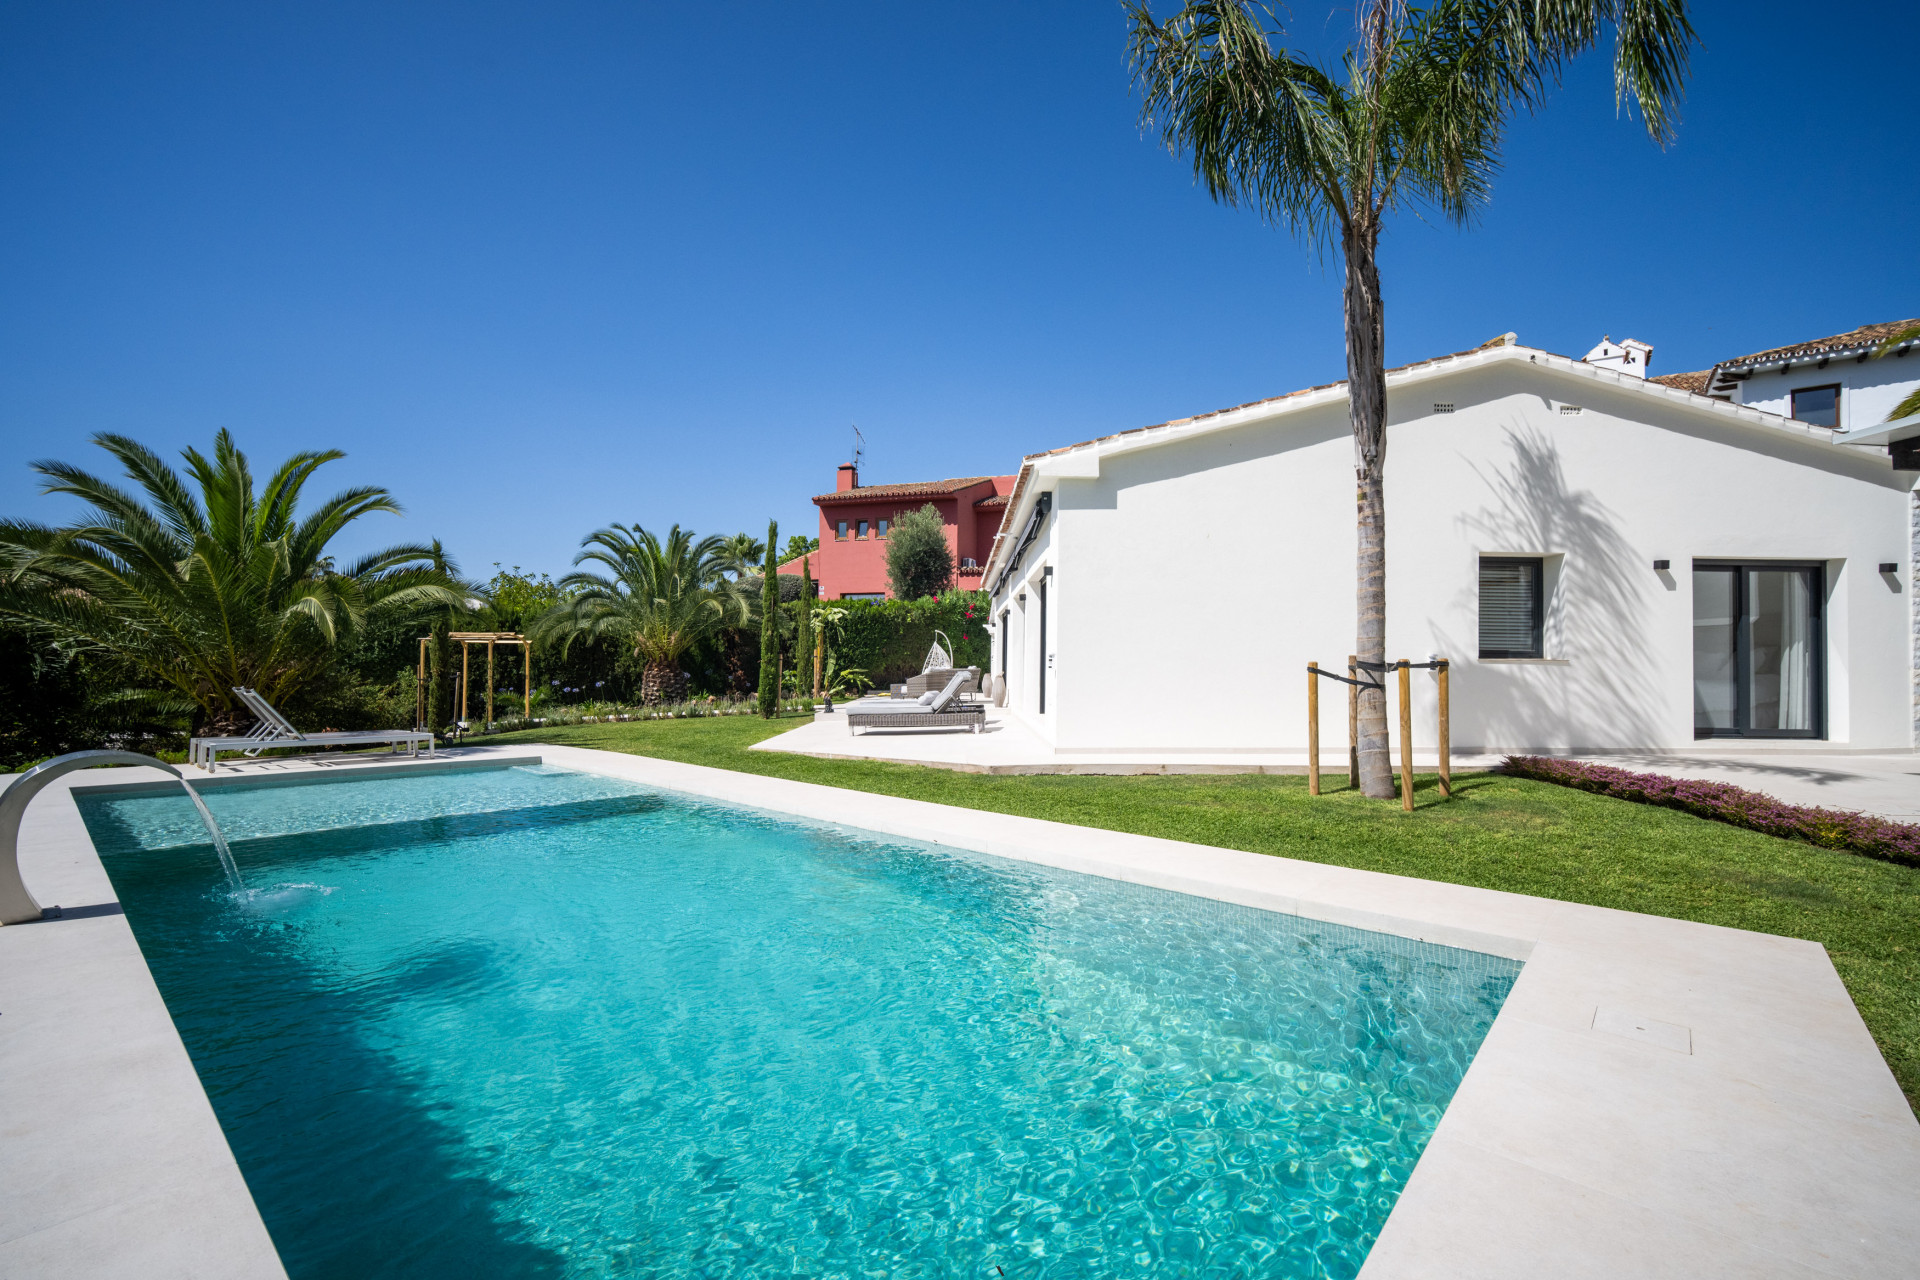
80,762 -> 1520,1279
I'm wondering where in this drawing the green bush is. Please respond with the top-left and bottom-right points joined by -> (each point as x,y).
829,591 -> 991,687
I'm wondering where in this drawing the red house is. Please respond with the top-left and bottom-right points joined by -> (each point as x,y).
784,463 -> 1017,599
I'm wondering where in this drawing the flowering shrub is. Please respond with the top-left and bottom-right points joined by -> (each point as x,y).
1501,755 -> 1920,867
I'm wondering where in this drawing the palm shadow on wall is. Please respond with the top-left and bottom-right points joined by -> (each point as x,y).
1446,426 -> 1664,750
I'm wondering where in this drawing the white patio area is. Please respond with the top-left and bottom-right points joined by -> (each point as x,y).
755,705 -> 1920,819
757,703 -> 1505,775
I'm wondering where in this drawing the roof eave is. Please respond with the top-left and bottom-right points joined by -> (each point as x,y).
981,344 -> 1863,590
1834,412 -> 1920,448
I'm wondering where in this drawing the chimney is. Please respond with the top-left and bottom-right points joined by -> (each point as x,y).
836,463 -> 858,492
1582,335 -> 1654,379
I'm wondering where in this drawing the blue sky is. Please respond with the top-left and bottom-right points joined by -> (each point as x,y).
2,0 -> 1914,579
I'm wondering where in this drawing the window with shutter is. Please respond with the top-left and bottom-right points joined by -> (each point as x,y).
1479,558 -> 1544,658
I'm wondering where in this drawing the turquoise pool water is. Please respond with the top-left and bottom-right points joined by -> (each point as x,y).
80,763 -> 1519,1280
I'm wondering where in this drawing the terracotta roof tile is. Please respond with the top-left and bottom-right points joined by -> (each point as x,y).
972,493 -> 1009,509
1649,368 -> 1712,394
1714,320 -> 1920,372
812,476 -> 997,505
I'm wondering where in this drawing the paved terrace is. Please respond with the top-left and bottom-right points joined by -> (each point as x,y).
757,705 -> 1920,820
2,745 -> 1916,1278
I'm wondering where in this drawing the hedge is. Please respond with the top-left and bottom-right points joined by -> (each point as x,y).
829,590 -> 992,687
1501,755 -> 1920,867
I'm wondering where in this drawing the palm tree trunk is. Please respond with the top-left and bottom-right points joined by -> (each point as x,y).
640,661 -> 688,705
1343,216 -> 1395,799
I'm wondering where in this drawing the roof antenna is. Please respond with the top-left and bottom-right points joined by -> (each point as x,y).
851,422 -> 865,474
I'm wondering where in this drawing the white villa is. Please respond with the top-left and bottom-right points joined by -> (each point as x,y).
979,325 -> 1920,756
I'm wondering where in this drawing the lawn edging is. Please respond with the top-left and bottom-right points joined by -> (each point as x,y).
1501,755 -> 1920,867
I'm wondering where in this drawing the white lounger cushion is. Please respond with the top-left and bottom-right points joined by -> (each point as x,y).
927,671 -> 969,712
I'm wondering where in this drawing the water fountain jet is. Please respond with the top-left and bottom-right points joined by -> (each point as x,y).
0,750 -> 241,924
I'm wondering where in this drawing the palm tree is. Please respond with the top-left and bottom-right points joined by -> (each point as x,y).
718,531 -> 768,580
0,430 -> 465,734
1127,0 -> 1694,797
534,524 -> 750,704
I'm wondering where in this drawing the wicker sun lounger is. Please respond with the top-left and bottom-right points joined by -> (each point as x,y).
845,671 -> 985,736
189,687 -> 436,772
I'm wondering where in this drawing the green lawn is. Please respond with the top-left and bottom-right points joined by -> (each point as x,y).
484,713 -> 1920,1112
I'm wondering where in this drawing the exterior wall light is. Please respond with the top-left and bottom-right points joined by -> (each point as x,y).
1652,560 -> 1671,571
1880,563 -> 1899,574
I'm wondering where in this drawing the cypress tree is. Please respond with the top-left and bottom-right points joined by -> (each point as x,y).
429,618 -> 454,730
757,519 -> 779,717
797,555 -> 814,701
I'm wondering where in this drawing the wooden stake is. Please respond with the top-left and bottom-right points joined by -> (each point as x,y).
1437,659 -> 1452,799
814,630 -> 824,699
1307,662 -> 1321,796
523,641 -> 531,720
416,637 -> 428,730
1397,660 -> 1414,812
1346,654 -> 1359,789
461,642 -> 470,726
486,639 -> 495,729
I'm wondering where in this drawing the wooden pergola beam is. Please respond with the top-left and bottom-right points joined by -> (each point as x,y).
420,633 -> 535,726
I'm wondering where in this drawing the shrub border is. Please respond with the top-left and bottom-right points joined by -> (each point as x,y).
1501,755 -> 1920,868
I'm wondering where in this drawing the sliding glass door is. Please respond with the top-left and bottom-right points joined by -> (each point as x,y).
1693,563 -> 1823,738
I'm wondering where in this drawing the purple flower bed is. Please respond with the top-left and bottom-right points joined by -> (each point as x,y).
1501,755 -> 1920,868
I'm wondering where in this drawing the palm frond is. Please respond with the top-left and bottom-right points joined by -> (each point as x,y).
1128,0 -> 1352,243
86,433 -> 209,539
4,430 -> 449,721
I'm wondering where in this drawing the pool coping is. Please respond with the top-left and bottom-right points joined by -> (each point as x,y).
4,746 -> 1916,1278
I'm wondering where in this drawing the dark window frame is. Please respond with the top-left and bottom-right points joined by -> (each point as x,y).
1037,573 -> 1049,715
1789,383 -> 1842,429
1478,556 -> 1545,659
1692,560 -> 1826,740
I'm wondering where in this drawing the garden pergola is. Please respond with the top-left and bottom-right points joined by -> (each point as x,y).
417,632 -> 531,730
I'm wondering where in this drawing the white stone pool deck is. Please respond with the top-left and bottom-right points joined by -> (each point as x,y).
3,744 -> 1916,1277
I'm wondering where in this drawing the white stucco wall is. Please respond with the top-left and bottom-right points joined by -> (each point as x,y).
989,353 -> 1916,754
1731,354 -> 1920,431
990,514 -> 1058,744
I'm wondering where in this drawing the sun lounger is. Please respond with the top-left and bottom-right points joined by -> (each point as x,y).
189,687 -> 435,772
845,672 -> 985,736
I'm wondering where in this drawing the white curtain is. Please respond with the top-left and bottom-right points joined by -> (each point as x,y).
1777,571 -> 1812,731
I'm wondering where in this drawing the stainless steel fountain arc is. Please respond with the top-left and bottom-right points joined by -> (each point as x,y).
0,750 -> 240,925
